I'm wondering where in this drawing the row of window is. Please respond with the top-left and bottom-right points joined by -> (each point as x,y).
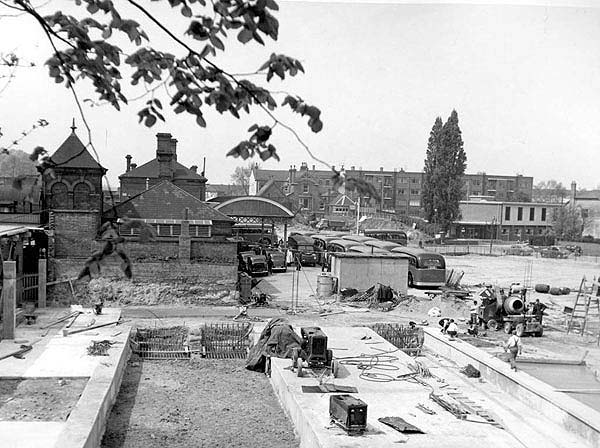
50,182 -> 93,210
120,224 -> 211,237
501,228 -> 545,235
505,206 -> 546,222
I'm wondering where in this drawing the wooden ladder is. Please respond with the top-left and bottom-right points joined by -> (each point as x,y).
567,276 -> 600,345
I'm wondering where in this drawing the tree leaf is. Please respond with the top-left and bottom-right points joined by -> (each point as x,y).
238,28 -> 253,44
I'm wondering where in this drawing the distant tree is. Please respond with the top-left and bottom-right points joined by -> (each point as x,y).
0,149 -> 38,177
422,110 -> 467,232
532,180 -> 568,203
552,206 -> 583,240
510,190 -> 531,202
230,163 -> 254,195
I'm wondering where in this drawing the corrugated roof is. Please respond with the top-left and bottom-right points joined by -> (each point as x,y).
120,158 -> 206,181
49,131 -> 105,171
104,180 -> 234,222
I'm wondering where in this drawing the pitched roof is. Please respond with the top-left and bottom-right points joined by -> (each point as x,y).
49,131 -> 105,171
206,184 -> 247,196
104,180 -> 233,222
331,194 -> 355,207
257,179 -> 283,195
119,158 -> 206,181
576,190 -> 600,200
252,168 -> 289,183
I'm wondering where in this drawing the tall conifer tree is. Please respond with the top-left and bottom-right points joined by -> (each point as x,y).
422,110 -> 467,232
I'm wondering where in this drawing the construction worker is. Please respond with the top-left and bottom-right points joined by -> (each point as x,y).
531,299 -> 546,323
504,329 -> 523,371
446,319 -> 458,338
469,300 -> 481,326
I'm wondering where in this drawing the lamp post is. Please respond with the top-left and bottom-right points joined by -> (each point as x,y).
489,216 -> 496,255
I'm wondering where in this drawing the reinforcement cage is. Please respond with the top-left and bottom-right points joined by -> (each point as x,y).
193,322 -> 253,359
132,326 -> 191,359
369,323 -> 424,356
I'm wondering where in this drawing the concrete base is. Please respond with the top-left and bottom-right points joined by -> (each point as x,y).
423,327 -> 600,448
0,308 -> 131,448
269,327 -> 521,447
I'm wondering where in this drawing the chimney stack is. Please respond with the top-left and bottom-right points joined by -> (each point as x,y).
126,154 -> 132,172
130,163 -> 137,170
570,181 -> 577,208
156,133 -> 175,179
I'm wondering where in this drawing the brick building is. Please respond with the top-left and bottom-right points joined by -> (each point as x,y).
104,180 -> 234,241
43,125 -> 107,260
119,133 -> 207,201
449,199 -> 559,241
250,163 -> 533,218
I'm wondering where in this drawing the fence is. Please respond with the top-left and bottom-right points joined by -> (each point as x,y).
18,273 -> 39,304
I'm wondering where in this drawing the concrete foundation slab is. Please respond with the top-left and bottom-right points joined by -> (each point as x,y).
0,307 -> 131,448
423,327 -> 600,448
269,326 -> 522,447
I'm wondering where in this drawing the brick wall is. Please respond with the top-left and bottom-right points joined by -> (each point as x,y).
191,240 -> 237,263
50,210 -> 100,258
48,258 -> 237,306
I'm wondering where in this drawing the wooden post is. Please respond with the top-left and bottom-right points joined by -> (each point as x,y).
38,258 -> 47,308
2,261 -> 17,340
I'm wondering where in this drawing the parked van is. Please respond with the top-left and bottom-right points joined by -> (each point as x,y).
390,247 -> 445,288
233,223 -> 278,244
287,235 -> 317,266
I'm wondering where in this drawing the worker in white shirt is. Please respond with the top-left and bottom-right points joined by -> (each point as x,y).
504,329 -> 523,371
446,319 -> 458,338
469,300 -> 481,326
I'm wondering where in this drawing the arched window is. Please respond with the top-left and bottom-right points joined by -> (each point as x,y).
50,182 -> 68,209
73,182 -> 91,210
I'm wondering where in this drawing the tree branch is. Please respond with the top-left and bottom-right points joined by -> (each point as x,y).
126,0 -> 332,171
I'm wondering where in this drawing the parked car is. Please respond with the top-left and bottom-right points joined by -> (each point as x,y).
540,246 -> 570,259
262,248 -> 287,273
238,250 -> 257,272
564,245 -> 583,256
245,253 -> 269,276
503,244 -> 534,256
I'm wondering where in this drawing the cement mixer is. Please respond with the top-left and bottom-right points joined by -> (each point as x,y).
478,286 -> 543,337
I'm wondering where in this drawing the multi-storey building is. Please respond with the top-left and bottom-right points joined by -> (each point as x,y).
250,163 -> 533,217
450,199 -> 560,241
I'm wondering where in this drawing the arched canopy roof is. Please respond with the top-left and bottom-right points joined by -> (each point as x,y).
214,196 -> 294,222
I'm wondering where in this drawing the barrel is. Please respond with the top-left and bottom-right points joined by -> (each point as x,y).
317,273 -> 335,297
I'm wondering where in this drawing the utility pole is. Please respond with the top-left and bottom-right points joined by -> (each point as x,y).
356,196 -> 361,234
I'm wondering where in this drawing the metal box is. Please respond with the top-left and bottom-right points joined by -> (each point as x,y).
329,394 -> 367,433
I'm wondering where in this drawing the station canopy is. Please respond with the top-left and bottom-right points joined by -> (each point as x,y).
214,197 -> 294,224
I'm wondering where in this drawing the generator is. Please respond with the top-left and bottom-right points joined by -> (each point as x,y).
291,327 -> 339,377
329,394 -> 368,434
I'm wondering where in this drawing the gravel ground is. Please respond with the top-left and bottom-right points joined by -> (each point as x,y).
101,357 -> 299,448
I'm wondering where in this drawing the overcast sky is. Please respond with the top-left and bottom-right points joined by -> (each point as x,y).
0,1 -> 599,189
